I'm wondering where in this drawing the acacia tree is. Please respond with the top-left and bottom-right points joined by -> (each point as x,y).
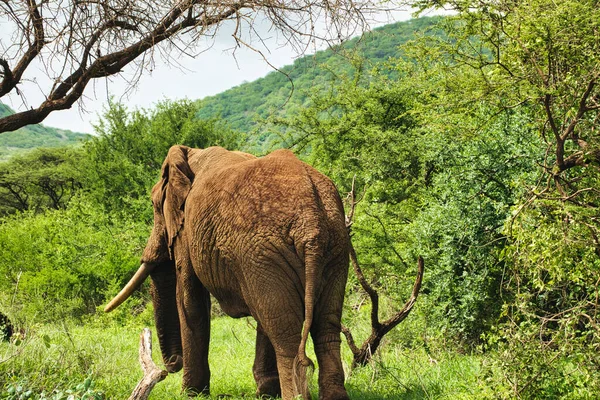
0,0 -> 378,133
0,147 -> 85,214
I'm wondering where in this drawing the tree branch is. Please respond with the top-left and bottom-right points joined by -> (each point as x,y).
562,78 -> 597,142
128,328 -> 168,400
0,0 -> 372,133
342,181 -> 424,368
0,0 -> 45,98
0,3 -> 243,133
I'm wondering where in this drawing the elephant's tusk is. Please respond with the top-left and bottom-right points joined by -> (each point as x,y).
104,263 -> 154,312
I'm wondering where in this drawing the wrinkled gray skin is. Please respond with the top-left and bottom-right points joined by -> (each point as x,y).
112,146 -> 350,399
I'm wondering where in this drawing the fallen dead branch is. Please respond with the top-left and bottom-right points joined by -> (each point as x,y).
128,328 -> 168,400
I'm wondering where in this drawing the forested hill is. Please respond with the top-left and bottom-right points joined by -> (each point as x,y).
196,16 -> 440,149
0,17 -> 436,159
0,103 -> 90,160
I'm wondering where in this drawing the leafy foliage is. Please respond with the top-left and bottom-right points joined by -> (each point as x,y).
0,99 -> 245,322
399,2 -> 600,397
2,376 -> 104,400
85,99 -> 244,216
196,17 -> 443,151
278,60 -> 542,344
0,198 -> 148,321
0,11 -> 599,398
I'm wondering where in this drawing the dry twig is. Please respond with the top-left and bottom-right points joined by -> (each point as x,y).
0,0 -> 382,133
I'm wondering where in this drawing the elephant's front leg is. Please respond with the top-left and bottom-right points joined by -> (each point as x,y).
176,264 -> 211,395
253,324 -> 281,398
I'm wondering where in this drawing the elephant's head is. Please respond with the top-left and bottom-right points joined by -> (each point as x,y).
105,145 -> 195,373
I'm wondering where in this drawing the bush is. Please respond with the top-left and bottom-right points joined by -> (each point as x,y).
0,196 -> 148,323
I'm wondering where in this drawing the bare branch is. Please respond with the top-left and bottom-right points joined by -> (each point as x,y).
0,0 -> 377,133
340,324 -> 360,355
562,78 -> 597,141
344,175 -> 366,229
343,180 -> 424,368
0,0 -> 45,97
128,328 -> 168,400
349,242 -> 381,331
543,94 -> 561,142
380,256 -> 424,333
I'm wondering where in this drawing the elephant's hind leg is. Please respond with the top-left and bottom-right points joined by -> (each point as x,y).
312,332 -> 348,400
250,294 -> 305,399
253,324 -> 281,398
312,261 -> 349,400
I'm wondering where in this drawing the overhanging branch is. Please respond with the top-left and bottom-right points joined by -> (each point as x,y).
0,0 -> 45,98
0,2 -> 243,133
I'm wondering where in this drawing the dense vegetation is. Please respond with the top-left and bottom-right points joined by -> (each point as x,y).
1,6 -> 599,399
0,104 -> 89,161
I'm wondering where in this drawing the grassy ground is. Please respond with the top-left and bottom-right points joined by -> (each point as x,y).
0,315 -> 488,399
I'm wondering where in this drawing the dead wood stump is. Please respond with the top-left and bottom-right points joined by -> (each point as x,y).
128,328 -> 168,400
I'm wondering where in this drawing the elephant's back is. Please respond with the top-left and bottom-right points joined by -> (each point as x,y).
215,150 -> 339,225
213,151 -> 346,259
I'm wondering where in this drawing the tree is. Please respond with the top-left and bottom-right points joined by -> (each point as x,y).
277,60 -> 541,347
0,147 -> 86,215
84,99 -> 244,215
398,1 -> 600,396
0,0 -> 375,133
405,0 -> 600,218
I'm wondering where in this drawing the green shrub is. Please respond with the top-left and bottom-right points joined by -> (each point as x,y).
0,196 -> 148,323
2,377 -> 104,400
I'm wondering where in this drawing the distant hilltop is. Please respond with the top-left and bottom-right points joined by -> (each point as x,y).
195,16 -> 442,151
0,103 -> 91,161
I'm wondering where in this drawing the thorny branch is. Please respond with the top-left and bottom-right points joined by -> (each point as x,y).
341,179 -> 424,368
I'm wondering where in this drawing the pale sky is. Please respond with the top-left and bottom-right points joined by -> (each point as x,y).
2,9 -> 418,134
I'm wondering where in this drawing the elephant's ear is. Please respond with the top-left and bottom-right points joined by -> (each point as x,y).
160,145 -> 194,251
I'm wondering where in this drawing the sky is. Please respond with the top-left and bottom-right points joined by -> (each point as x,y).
2,8 -> 419,134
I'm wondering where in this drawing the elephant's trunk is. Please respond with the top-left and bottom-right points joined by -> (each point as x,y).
150,263 -> 183,372
104,263 -> 155,312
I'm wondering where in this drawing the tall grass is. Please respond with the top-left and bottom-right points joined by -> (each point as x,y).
0,312 -> 488,399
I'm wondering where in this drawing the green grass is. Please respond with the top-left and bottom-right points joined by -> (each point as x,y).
0,315 -> 488,399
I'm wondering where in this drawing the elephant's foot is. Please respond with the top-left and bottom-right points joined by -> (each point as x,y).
182,376 -> 210,398
255,376 -> 281,398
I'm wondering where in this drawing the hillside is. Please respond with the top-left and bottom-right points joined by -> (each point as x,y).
0,103 -> 90,160
196,16 -> 441,150
0,17 -> 437,159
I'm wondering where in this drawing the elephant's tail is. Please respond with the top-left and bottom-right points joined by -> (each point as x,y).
292,353 -> 313,400
292,246 -> 321,399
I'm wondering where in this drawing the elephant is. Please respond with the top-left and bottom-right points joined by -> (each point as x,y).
105,145 -> 351,400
